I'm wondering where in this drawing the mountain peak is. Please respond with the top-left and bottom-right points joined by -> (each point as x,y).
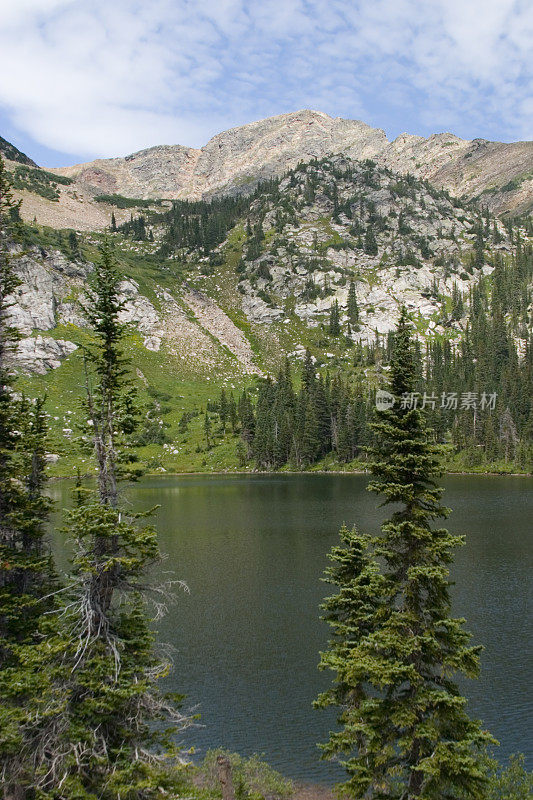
9,112 -> 533,228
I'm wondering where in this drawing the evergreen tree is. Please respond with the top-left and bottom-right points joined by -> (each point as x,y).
328,300 -> 341,336
219,389 -> 228,434
204,410 -> 212,449
253,379 -> 276,469
473,224 -> 485,269
314,376 -> 331,457
499,407 -> 518,462
228,392 -> 238,434
0,160 -> 22,520
315,525 -> 384,760
0,156 -> 55,799
238,390 -> 255,459
30,242 -> 190,798
451,282 -> 464,321
68,230 -> 81,260
0,154 -> 22,582
302,349 -> 316,394
364,224 -> 378,256
347,281 -> 360,327
83,240 -> 140,505
236,438 -> 247,467
301,397 -> 320,465
316,308 -> 494,799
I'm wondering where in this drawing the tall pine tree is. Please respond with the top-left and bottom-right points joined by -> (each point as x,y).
316,308 -> 494,799
32,241 -> 191,798
347,281 -> 360,328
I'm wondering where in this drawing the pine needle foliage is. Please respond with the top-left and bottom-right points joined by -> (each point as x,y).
316,307 -> 495,800
38,505 -> 190,799
0,158 -> 24,616
315,524 -> 385,751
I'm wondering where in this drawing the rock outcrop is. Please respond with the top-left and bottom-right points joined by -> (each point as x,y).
5,245 -> 263,377
7,245 -> 89,335
4,245 -> 87,373
12,336 -> 78,374
231,155 -> 509,344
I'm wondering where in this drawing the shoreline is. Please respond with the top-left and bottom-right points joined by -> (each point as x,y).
47,468 -> 532,481
293,782 -> 335,800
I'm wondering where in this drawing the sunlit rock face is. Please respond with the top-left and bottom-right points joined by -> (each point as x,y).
50,110 -> 532,217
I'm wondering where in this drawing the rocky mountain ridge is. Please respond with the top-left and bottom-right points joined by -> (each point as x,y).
52,110 -> 532,216
4,150 -> 531,476
5,110 -> 530,232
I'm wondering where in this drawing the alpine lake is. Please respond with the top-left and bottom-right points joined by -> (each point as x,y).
49,473 -> 533,784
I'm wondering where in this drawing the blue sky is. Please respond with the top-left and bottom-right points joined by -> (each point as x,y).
0,0 -> 531,167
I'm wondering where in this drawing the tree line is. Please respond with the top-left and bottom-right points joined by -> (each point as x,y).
157,181 -> 280,258
230,356 -> 369,469
214,227 -> 532,472
214,303 -> 531,473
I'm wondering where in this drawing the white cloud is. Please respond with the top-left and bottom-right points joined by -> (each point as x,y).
0,0 -> 530,162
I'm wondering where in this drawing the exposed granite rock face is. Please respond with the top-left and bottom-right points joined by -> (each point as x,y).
51,110 -> 532,216
5,246 -> 263,376
5,255 -> 167,371
59,145 -> 198,199
4,245 -> 88,373
6,245 -> 90,335
193,111 -> 386,197
11,336 -> 78,374
52,111 -> 387,201
118,279 -> 164,352
428,139 -> 533,217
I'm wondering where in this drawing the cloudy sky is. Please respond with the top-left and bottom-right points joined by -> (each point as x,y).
0,0 -> 531,167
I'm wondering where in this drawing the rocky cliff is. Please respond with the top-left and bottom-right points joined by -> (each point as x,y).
5,241 -> 263,378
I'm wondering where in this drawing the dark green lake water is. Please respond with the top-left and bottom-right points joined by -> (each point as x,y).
49,473 -> 532,783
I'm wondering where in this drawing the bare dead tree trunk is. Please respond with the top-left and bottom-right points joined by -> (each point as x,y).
216,755 -> 235,800
84,357 -> 118,508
